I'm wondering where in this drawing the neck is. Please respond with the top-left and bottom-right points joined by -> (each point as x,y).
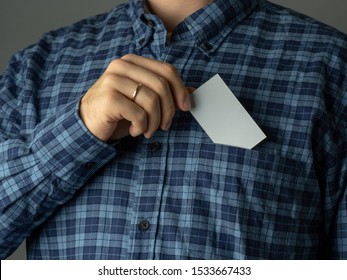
147,0 -> 213,32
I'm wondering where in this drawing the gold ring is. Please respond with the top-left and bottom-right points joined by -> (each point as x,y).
132,83 -> 143,101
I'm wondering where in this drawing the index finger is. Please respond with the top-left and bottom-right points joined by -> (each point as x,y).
121,54 -> 191,111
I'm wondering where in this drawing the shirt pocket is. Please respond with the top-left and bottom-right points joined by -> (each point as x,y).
184,143 -> 315,260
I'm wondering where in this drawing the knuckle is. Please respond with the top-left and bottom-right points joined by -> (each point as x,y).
121,54 -> 135,61
161,62 -> 177,76
108,59 -> 120,69
100,74 -> 122,94
136,108 -> 147,122
102,72 -> 118,85
152,75 -> 170,95
146,91 -> 160,107
101,90 -> 117,106
108,58 -> 126,71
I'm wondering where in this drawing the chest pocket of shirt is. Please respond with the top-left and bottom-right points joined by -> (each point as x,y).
184,142 -> 315,260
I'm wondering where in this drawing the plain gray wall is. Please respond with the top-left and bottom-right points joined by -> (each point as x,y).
2,0 -> 347,260
1,0 -> 347,72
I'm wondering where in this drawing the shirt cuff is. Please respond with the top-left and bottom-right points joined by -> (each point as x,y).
31,100 -> 117,189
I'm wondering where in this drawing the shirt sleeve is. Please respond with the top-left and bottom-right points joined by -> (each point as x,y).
0,53 -> 117,259
315,38 -> 347,259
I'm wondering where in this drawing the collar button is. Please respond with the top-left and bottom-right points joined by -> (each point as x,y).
147,20 -> 155,28
203,42 -> 213,51
85,162 -> 96,169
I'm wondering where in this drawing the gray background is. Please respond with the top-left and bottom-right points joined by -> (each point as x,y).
1,0 -> 347,72
2,0 -> 347,259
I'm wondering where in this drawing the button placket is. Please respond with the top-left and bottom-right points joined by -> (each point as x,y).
128,134 -> 168,257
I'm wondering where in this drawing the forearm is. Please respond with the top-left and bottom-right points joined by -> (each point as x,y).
0,100 -> 116,259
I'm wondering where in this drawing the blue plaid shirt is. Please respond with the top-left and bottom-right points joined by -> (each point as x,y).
1,0 -> 347,260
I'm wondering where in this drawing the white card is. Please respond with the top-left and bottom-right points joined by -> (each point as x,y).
190,74 -> 266,149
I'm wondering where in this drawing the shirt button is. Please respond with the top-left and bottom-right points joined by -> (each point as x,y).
147,20 -> 155,28
139,220 -> 150,231
149,141 -> 162,152
139,38 -> 145,45
203,42 -> 213,51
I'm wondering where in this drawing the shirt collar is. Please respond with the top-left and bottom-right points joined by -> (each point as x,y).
129,0 -> 259,55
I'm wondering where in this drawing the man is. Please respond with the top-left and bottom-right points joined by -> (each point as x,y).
0,0 -> 346,259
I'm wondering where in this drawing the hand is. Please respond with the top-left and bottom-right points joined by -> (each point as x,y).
79,54 -> 191,142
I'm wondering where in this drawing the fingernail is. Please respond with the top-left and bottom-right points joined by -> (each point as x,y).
163,120 -> 172,131
145,131 -> 155,139
184,95 -> 191,111
187,87 -> 196,93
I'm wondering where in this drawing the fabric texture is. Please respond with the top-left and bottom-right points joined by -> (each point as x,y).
0,0 -> 346,259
